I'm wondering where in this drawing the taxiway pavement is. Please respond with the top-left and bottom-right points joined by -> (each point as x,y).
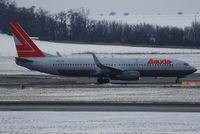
0,74 -> 200,112
0,73 -> 200,87
0,102 -> 200,112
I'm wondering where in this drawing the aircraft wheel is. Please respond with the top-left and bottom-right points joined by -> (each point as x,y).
97,78 -> 104,84
103,78 -> 110,83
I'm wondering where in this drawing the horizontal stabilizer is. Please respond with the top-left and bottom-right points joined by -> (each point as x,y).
15,57 -> 33,63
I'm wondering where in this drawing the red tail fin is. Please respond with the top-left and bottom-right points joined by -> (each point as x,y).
10,22 -> 45,58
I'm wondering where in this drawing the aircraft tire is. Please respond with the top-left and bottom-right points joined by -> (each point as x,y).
97,78 -> 104,84
97,78 -> 110,84
103,78 -> 110,83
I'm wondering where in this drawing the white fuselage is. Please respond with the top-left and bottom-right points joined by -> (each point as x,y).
16,56 -> 197,78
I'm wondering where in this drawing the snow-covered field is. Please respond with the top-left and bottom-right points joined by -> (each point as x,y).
1,33 -> 200,57
0,56 -> 46,75
90,14 -> 200,28
1,33 -> 200,134
0,111 -> 200,134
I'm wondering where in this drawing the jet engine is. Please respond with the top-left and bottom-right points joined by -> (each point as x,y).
110,71 -> 140,81
120,71 -> 140,81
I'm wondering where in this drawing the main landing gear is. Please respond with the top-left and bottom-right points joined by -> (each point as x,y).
97,78 -> 110,84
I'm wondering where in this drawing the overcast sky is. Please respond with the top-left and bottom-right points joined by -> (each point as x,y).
16,0 -> 200,15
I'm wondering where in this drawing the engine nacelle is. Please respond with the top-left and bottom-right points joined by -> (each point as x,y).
119,71 -> 140,81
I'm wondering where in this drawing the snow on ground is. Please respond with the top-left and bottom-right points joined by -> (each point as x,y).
1,86 -> 200,103
1,33 -> 200,134
1,33 -> 200,57
0,111 -> 200,134
90,14 -> 200,28
0,56 -> 46,75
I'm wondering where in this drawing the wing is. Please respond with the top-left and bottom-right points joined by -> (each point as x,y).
92,53 -> 122,74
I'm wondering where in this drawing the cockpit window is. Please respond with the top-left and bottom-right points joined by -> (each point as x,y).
184,63 -> 189,66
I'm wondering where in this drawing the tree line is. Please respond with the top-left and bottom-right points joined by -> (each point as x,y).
0,0 -> 200,47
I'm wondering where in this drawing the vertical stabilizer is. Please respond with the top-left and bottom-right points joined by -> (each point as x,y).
10,22 -> 45,58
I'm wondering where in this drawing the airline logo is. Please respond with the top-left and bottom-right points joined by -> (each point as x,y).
147,59 -> 172,64
10,22 -> 45,57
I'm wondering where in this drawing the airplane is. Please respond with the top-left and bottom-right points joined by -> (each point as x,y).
10,22 -> 197,84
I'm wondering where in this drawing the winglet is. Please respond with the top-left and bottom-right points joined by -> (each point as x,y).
91,53 -> 122,72
91,53 -> 105,69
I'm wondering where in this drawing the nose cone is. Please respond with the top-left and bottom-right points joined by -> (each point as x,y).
191,66 -> 197,73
